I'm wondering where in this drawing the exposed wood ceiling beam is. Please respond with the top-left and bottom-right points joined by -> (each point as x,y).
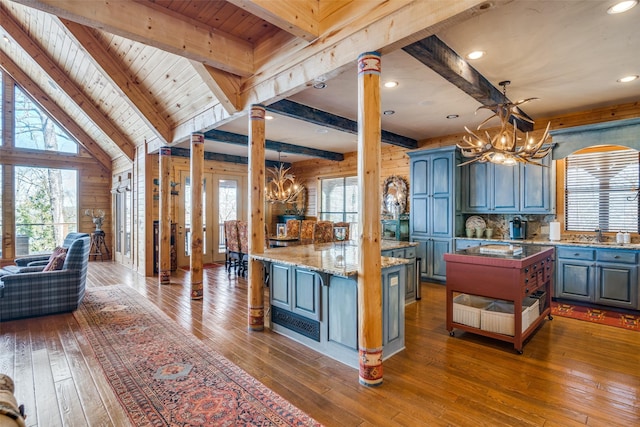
61,19 -> 173,144
241,0 -> 492,111
11,0 -> 254,77
204,129 -> 344,161
226,0 -> 319,41
0,51 -> 112,170
170,146 -> 283,168
266,99 -> 417,149
402,35 -> 534,132
190,61 -> 242,115
0,2 -> 136,160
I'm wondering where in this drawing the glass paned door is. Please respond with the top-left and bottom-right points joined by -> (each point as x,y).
114,188 -> 132,266
177,171 -> 244,266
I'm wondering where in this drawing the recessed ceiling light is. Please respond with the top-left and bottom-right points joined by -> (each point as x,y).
316,128 -> 328,134
2,35 -> 9,43
607,0 -> 638,14
383,110 -> 395,115
466,50 -> 485,60
617,74 -> 639,83
446,114 -> 459,119
265,115 -> 274,120
384,81 -> 398,88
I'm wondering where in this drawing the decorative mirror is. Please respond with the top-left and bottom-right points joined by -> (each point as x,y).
382,175 -> 408,216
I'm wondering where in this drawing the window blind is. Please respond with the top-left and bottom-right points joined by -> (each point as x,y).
565,149 -> 639,232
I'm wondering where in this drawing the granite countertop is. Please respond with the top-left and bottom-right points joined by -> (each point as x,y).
251,242 -> 413,277
381,240 -> 418,250
455,236 -> 640,250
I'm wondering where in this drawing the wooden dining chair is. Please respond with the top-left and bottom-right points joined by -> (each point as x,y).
333,222 -> 350,241
237,220 -> 249,277
313,221 -> 334,243
300,220 -> 316,241
223,220 -> 241,274
285,219 -> 301,239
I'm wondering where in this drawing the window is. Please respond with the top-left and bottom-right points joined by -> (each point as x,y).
319,176 -> 358,236
565,148 -> 639,232
15,166 -> 78,255
14,86 -> 78,154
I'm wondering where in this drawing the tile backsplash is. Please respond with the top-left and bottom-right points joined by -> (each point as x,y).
462,214 -> 637,243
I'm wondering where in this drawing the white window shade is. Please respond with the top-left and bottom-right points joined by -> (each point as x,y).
565,149 -> 639,232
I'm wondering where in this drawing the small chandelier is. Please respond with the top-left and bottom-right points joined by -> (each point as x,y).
458,80 -> 552,167
265,152 -> 303,204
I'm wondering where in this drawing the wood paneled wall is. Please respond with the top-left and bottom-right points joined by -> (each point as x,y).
291,144 -> 411,215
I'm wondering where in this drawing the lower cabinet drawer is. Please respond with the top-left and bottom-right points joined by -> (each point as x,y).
557,247 -> 595,261
596,250 -> 637,264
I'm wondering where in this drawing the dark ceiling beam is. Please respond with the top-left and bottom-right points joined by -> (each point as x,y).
265,99 -> 418,149
203,129 -> 345,162
402,35 -> 534,132
170,147 -> 283,168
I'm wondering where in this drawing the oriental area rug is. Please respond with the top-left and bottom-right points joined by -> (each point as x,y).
551,302 -> 640,331
74,285 -> 322,426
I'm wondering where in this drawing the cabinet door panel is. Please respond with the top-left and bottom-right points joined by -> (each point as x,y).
271,264 -> 291,309
432,156 -> 451,195
431,195 -> 451,236
430,239 -> 451,281
384,268 -> 403,343
293,268 -> 320,319
405,261 -> 416,301
412,159 -> 428,195
596,264 -> 638,309
492,164 -> 519,211
412,197 -> 428,234
521,154 -> 553,213
464,162 -> 489,211
557,260 -> 593,302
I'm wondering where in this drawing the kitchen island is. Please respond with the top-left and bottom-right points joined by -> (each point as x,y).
444,245 -> 554,353
252,241 -> 414,368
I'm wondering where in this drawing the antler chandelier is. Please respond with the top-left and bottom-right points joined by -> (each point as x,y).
458,80 -> 552,167
265,153 -> 304,204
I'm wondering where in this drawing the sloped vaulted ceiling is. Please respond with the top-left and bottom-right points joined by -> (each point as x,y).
1,0 -> 639,166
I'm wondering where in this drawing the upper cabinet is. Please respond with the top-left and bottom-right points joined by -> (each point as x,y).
461,152 -> 555,214
462,161 -> 519,213
520,152 -> 555,213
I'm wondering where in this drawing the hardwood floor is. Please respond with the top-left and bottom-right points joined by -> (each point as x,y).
1,262 -> 639,426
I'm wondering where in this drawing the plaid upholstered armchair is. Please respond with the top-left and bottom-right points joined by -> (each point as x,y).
4,232 -> 90,274
0,234 -> 90,322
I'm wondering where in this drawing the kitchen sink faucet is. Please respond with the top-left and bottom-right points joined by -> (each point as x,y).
595,228 -> 603,242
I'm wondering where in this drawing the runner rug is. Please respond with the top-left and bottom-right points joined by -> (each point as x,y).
74,285 -> 322,426
551,301 -> 640,331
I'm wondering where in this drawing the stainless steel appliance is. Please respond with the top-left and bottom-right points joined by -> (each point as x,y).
509,217 -> 527,239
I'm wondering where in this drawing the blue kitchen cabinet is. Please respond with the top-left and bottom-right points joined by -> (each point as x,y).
408,147 -> 460,282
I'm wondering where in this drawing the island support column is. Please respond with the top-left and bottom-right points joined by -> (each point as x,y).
158,146 -> 172,285
357,51 -> 383,386
190,133 -> 204,299
248,105 -> 266,331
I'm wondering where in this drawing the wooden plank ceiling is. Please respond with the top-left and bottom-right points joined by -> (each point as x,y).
0,0 -> 492,166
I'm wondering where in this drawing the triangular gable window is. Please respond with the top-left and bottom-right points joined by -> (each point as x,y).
14,85 -> 78,154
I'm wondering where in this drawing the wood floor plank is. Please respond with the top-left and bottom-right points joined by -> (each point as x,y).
2,262 -> 639,426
